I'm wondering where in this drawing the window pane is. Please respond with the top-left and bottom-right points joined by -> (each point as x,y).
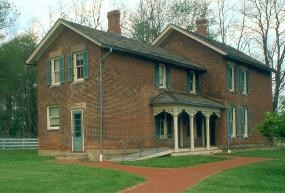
49,107 -> 59,117
50,117 -> 59,126
54,59 -> 60,71
55,72 -> 60,83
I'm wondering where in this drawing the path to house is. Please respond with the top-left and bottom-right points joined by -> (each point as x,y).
59,156 -> 269,193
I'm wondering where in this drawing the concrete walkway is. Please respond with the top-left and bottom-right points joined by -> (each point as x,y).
59,156 -> 269,193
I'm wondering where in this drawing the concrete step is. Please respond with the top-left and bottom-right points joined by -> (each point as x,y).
171,148 -> 222,156
56,152 -> 89,161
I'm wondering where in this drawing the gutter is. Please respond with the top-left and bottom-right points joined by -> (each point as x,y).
99,47 -> 113,162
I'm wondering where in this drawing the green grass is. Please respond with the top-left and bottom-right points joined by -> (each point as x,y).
0,150 -> 144,193
185,149 -> 285,193
120,155 -> 227,168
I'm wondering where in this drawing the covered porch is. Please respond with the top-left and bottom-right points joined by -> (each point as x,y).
151,91 -> 224,153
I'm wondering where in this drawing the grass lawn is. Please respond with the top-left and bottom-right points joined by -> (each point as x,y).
120,155 -> 227,168
185,149 -> 285,193
0,150 -> 144,193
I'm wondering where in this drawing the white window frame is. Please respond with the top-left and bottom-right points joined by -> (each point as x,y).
189,71 -> 196,94
51,57 -> 61,86
47,106 -> 60,130
159,64 -> 167,88
232,107 -> 236,137
73,52 -> 84,82
242,68 -> 248,95
244,108 -> 248,138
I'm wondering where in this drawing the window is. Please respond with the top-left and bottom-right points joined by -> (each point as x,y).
67,49 -> 89,82
73,52 -> 84,81
240,68 -> 249,95
244,108 -> 249,137
155,63 -> 170,89
47,106 -> 60,130
226,64 -> 235,91
227,106 -> 236,137
45,56 -> 64,86
187,71 -> 196,93
51,57 -> 60,85
155,112 -> 172,138
159,64 -> 167,88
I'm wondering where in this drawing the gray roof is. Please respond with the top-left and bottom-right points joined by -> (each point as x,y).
61,20 -> 204,71
172,25 -> 273,72
150,90 -> 224,109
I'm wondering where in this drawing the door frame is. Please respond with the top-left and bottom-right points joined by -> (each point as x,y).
71,109 -> 84,152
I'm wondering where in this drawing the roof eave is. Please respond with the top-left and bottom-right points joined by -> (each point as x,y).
150,101 -> 224,109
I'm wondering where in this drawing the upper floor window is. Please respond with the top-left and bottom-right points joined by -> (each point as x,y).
67,49 -> 89,82
187,71 -> 196,93
155,63 -> 170,89
45,55 -> 64,86
51,57 -> 60,85
47,106 -> 60,130
73,52 -> 84,81
240,68 -> 249,95
226,64 -> 235,92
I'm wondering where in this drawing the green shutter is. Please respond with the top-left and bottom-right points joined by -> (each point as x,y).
154,63 -> 159,87
226,64 -> 231,90
227,107 -> 233,137
195,73 -> 200,94
240,108 -> 245,137
234,66 -> 239,94
246,69 -> 250,95
155,114 -> 161,137
83,49 -> 89,80
45,59 -> 51,86
67,54 -> 73,82
166,64 -> 171,89
248,109 -> 252,137
59,55 -> 64,84
236,108 -> 240,137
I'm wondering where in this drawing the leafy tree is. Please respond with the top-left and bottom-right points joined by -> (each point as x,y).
0,33 -> 37,137
257,112 -> 285,140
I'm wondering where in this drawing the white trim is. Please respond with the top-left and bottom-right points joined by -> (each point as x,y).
50,57 -> 61,85
26,19 -> 102,64
71,109 -> 84,152
47,106 -> 60,130
73,52 -> 84,82
231,107 -> 236,137
244,108 -> 249,138
159,64 -> 167,89
152,24 -> 227,55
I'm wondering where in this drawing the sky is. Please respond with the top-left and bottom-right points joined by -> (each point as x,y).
9,0 -> 139,36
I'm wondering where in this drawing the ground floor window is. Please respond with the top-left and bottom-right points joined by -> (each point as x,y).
155,112 -> 173,138
47,106 -> 60,130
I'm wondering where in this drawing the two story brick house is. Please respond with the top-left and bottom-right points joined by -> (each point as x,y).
27,10 -> 272,160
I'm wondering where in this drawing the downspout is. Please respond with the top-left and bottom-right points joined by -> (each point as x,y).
99,47 -> 113,162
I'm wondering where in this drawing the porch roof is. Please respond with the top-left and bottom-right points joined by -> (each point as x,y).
150,91 -> 224,109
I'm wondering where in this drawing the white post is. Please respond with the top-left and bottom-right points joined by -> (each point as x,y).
174,113 -> 179,152
205,114 -> 210,151
190,115 -> 194,152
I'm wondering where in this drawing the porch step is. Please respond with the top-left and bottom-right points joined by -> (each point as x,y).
56,152 -> 89,161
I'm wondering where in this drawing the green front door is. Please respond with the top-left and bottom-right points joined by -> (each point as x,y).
72,110 -> 83,152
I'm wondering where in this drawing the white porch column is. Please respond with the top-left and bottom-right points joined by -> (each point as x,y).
204,112 -> 211,151
190,115 -> 194,152
173,113 -> 179,152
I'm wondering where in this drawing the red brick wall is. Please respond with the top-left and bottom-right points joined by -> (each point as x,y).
158,30 -> 272,145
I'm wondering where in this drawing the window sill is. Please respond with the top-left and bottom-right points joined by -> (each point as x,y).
50,84 -> 61,88
189,91 -> 196,95
47,127 -> 60,131
72,80 -> 85,85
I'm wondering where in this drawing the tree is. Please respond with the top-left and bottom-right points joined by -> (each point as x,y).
243,0 -> 285,111
257,112 -> 285,140
0,33 -> 37,137
0,0 -> 18,40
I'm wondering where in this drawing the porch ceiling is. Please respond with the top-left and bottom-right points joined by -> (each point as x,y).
150,90 -> 224,109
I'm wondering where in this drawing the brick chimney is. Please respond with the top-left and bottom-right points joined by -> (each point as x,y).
196,18 -> 208,36
107,10 -> 121,34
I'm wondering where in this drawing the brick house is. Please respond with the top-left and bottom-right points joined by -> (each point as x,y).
26,10 -> 272,160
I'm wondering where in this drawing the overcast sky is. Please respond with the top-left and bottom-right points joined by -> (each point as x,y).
10,0 -> 139,34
